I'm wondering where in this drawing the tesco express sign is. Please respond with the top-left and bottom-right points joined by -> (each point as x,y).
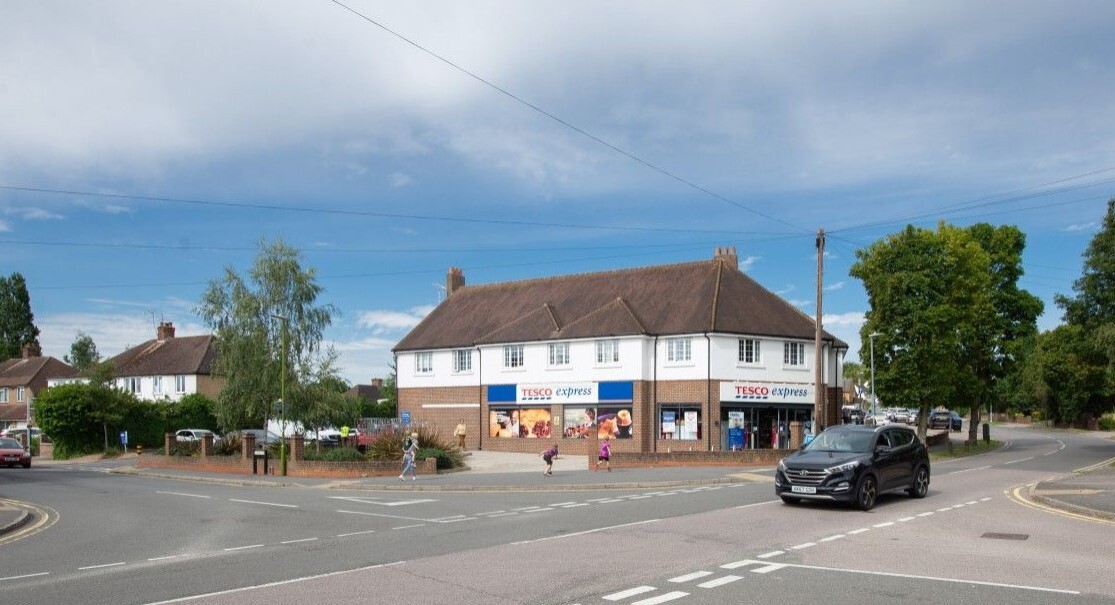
720,382 -> 812,403
518,383 -> 597,404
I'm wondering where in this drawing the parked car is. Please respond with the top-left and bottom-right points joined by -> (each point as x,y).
223,429 -> 282,446
308,428 -> 341,446
841,407 -> 865,425
774,424 -> 930,511
929,411 -> 963,432
0,427 -> 45,442
0,437 -> 32,468
175,429 -> 219,443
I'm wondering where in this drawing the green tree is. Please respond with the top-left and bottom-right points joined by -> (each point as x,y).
851,224 -> 994,440
65,331 -> 102,374
380,361 -> 397,412
0,272 -> 40,359
1017,325 -> 1108,425
35,382 -> 138,458
196,239 -> 340,432
1056,199 -> 1115,329
843,361 -> 866,385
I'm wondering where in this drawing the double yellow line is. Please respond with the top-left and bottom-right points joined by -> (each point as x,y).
0,497 -> 58,546
1005,458 -> 1115,526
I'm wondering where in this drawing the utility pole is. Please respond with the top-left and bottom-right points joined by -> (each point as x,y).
814,228 -> 825,434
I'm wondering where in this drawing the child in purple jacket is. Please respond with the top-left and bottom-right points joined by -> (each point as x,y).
541,444 -> 558,476
595,438 -> 612,472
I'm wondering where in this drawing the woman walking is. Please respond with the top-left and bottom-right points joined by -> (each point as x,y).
595,437 -> 611,472
540,443 -> 558,477
399,432 -> 419,481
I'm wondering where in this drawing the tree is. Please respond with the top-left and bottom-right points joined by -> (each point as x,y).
843,361 -> 866,385
0,272 -> 40,359
35,382 -> 138,458
65,331 -> 102,374
1056,199 -> 1115,329
1017,325 -> 1108,425
196,239 -> 340,432
851,224 -> 994,440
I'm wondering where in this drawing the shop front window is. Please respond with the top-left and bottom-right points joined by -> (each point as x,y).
562,406 -> 634,439
660,405 -> 701,440
489,408 -> 552,439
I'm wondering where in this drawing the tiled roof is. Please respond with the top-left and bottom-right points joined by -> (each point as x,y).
0,356 -> 79,387
346,384 -> 382,400
395,258 -> 847,351
0,403 -> 28,422
108,335 -> 216,377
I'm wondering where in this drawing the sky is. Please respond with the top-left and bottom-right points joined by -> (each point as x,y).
2,1 -> 1114,386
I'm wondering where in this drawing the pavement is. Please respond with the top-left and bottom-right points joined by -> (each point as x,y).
3,427 -> 1114,536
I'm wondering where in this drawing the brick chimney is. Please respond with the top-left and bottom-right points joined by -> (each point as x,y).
446,267 -> 466,297
157,321 -> 176,341
21,341 -> 42,359
371,378 -> 384,388
714,245 -> 739,269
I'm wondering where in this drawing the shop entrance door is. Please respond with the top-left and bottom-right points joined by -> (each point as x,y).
756,407 -> 777,448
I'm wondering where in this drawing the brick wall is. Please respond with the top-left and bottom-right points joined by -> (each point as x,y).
398,385 -> 481,448
608,449 -> 788,468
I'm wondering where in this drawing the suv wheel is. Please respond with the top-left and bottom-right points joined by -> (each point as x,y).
908,466 -> 929,498
856,475 -> 878,511
780,496 -> 801,505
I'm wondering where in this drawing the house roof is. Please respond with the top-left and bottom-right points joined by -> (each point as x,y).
395,258 -> 847,352
346,384 -> 382,400
108,334 -> 216,377
0,356 -> 79,388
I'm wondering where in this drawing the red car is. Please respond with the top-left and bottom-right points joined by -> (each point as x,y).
0,437 -> 31,468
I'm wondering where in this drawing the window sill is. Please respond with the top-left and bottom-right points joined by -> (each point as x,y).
781,365 -> 810,372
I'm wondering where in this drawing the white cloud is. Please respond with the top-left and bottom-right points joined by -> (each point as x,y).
390,172 -> 413,188
775,284 -> 795,296
37,312 -> 208,360
6,207 -> 64,221
789,299 -> 812,308
1063,221 -> 1098,232
737,255 -> 760,271
824,281 -> 846,291
357,306 -> 435,332
0,219 -> 10,232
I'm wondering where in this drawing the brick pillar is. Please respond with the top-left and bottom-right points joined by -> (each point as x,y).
242,433 -> 256,459
165,433 -> 175,455
790,421 -> 803,449
589,422 -> 600,470
200,434 -> 213,457
291,435 -> 304,461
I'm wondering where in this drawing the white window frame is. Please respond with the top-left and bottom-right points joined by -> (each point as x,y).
0,387 -> 6,403
126,377 -> 141,394
453,349 -> 472,373
666,338 -> 692,363
175,375 -> 187,393
152,376 -> 163,395
783,342 -> 807,368
595,339 -> 620,365
738,338 -> 761,365
415,352 -> 433,374
16,387 -> 25,403
504,345 -> 525,369
548,342 -> 570,367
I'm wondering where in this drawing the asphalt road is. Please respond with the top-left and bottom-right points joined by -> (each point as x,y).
1,426 -> 1113,605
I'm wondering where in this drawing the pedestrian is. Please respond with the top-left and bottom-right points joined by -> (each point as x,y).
595,437 -> 611,472
454,419 -> 467,450
399,432 -> 419,481
540,443 -> 558,477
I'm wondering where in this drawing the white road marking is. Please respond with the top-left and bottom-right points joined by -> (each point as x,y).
586,498 -> 613,503
141,561 -> 406,604
549,502 -> 577,507
873,522 -> 895,528
936,507 -> 953,512
597,499 -> 624,503
721,559 -> 762,570
336,530 -> 376,537
513,506 -> 543,511
476,510 -> 506,515
560,503 -> 590,508
756,551 -> 784,559
698,575 -> 742,588
157,491 -> 211,499
980,497 -> 992,502
818,534 -> 845,543
917,512 -> 934,517
1003,457 -> 1034,465
485,512 -> 519,517
668,571 -> 713,583
392,524 -> 426,530
658,492 -> 678,496
790,542 -> 816,550
766,561 -> 1079,594
79,562 -> 126,570
734,500 -> 777,509
511,519 -> 660,546
229,499 -> 297,509
281,538 -> 318,544
330,496 -> 437,507
603,585 -> 657,600
751,563 -> 787,574
0,572 -> 49,581
223,545 -> 263,552
628,495 -> 653,500
148,556 -> 180,561
966,501 -> 978,505
898,517 -> 915,522
336,510 -> 433,523
946,465 -> 990,475
522,508 -> 553,513
848,528 -> 871,535
632,591 -> 688,605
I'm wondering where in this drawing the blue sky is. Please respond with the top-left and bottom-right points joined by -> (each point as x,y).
1,1 -> 1113,386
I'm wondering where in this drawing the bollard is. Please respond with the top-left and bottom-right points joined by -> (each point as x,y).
136,444 -> 143,456
982,422 -> 990,444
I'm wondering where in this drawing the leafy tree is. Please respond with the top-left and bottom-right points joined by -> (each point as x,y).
0,272 -> 40,359
1017,325 -> 1108,425
843,361 -> 866,385
1056,199 -> 1115,329
380,361 -> 397,411
196,239 -> 340,433
851,224 -> 993,439
35,382 -> 138,457
65,331 -> 102,374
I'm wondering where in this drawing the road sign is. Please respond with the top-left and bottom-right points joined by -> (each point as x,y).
401,411 -> 411,425
120,431 -> 128,446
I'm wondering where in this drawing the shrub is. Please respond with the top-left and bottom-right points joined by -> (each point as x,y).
170,441 -> 200,456
303,447 -> 366,462
364,425 -> 464,469
212,434 -> 242,456
417,447 -> 455,470
1099,416 -> 1115,431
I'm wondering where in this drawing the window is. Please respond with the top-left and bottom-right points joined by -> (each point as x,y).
548,342 -> 570,366
126,377 -> 141,394
453,349 -> 472,373
738,339 -> 761,364
783,342 -> 806,367
596,339 -> 619,364
16,387 -> 25,403
660,405 -> 701,440
0,388 -> 6,403
152,376 -> 163,395
504,345 -> 524,368
175,375 -> 187,393
666,338 -> 691,363
415,352 -> 433,374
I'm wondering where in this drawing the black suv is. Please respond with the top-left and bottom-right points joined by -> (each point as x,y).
775,424 -> 930,511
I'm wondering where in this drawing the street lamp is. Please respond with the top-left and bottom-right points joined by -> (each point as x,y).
868,332 -> 881,420
271,314 -> 288,476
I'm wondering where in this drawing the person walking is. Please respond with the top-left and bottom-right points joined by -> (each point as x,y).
399,432 -> 419,481
454,420 -> 467,450
595,437 -> 611,472
540,443 -> 558,477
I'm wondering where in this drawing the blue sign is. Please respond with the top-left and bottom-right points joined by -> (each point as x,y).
119,431 -> 128,446
728,427 -> 745,450
401,411 -> 411,426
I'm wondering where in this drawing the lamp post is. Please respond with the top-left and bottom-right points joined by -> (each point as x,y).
271,314 -> 288,476
868,332 -> 881,420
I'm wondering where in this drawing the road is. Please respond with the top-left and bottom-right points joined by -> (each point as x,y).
0,426 -> 1112,605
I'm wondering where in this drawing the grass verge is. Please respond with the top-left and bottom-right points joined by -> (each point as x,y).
930,439 -> 1001,461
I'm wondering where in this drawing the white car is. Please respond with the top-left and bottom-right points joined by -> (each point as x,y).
175,429 -> 219,443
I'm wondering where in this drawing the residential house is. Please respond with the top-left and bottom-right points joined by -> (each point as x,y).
0,342 -> 79,430
106,322 -> 223,401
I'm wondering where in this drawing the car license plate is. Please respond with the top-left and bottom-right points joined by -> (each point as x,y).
3,456 -> 18,462
791,486 -> 816,494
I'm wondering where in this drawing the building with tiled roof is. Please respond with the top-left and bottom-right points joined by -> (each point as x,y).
104,322 -> 224,401
394,248 -> 848,456
0,342 -> 79,431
